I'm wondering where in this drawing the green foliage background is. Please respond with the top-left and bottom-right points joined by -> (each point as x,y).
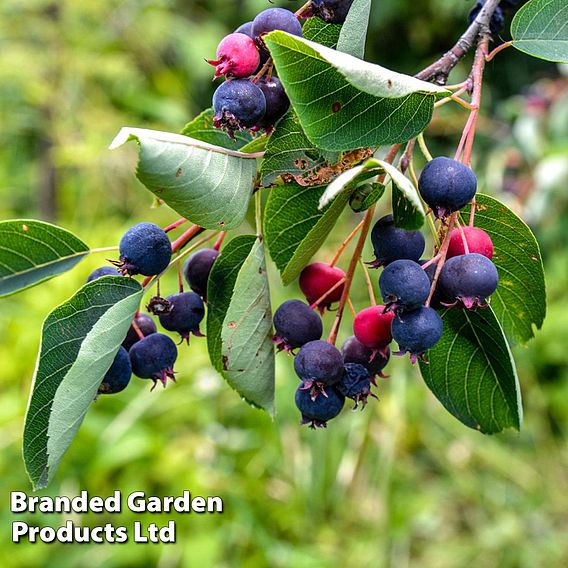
1,0 -> 568,565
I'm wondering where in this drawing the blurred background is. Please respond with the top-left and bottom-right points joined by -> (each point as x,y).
1,0 -> 568,566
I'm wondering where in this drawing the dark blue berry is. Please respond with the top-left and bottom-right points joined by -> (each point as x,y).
213,79 -> 266,136
273,300 -> 323,352
336,363 -> 373,408
183,248 -> 219,301
421,261 -> 447,311
158,292 -> 205,343
86,266 -> 120,282
311,0 -> 355,24
252,8 -> 303,44
129,333 -> 178,389
98,347 -> 132,395
418,157 -> 477,218
379,259 -> 431,311
370,214 -> 425,267
122,313 -> 157,351
439,253 -> 499,309
295,385 -> 344,428
341,335 -> 390,379
392,307 -> 443,362
294,340 -> 344,388
468,1 -> 505,33
257,76 -> 290,128
235,22 -> 253,38
116,222 -> 171,277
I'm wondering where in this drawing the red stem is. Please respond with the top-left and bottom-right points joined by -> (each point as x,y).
213,231 -> 226,251
164,218 -> 188,233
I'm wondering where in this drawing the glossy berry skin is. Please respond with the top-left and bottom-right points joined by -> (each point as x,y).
379,260 -> 431,311
86,266 -> 120,282
235,22 -> 253,37
439,253 -> 499,309
158,292 -> 205,343
122,313 -> 157,351
353,306 -> 394,352
252,8 -> 303,44
447,227 -> 494,260
299,262 -> 345,312
129,333 -> 178,389
468,2 -> 505,33
336,363 -> 373,408
117,222 -> 171,276
273,300 -> 323,352
183,248 -> 219,300
98,347 -> 132,395
370,214 -> 425,267
213,79 -> 266,136
341,335 -> 390,380
294,340 -> 344,387
207,33 -> 260,78
311,0 -> 355,24
295,385 -> 344,428
257,77 -> 290,128
392,307 -> 443,363
418,157 -> 477,218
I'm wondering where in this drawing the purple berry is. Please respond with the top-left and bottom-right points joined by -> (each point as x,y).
294,340 -> 344,390
252,8 -> 303,45
235,22 -> 254,38
207,33 -> 260,79
129,333 -> 178,389
257,76 -> 290,128
158,292 -> 205,343
86,266 -> 120,282
379,259 -> 431,311
311,0 -> 355,24
98,347 -> 132,395
341,335 -> 390,380
392,307 -> 443,363
273,300 -> 323,352
122,313 -> 157,351
295,385 -> 344,428
336,363 -> 374,409
183,248 -> 219,301
370,214 -> 425,267
439,253 -> 499,309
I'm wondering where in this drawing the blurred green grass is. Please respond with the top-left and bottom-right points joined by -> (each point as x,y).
1,0 -> 568,566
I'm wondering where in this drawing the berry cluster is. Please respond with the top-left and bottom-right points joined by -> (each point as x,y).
92,223 -> 220,395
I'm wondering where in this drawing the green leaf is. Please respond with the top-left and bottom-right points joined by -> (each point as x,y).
419,307 -> 522,435
180,108 -> 253,150
0,220 -> 89,298
511,0 -> 568,63
337,0 -> 372,58
303,16 -> 342,49
23,277 -> 143,489
207,236 -> 274,414
350,182 -> 386,212
265,31 -> 449,151
110,128 -> 262,230
264,183 -> 349,284
461,194 -> 546,344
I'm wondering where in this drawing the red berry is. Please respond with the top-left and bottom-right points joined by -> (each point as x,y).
447,227 -> 493,259
299,262 -> 346,311
207,33 -> 260,78
353,306 -> 394,351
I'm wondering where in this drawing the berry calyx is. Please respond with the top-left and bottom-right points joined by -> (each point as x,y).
207,33 -> 260,79
273,300 -> 323,352
299,262 -> 345,313
369,214 -> 425,267
114,222 -> 171,277
418,157 -> 477,218
353,305 -> 394,354
86,266 -> 120,282
439,253 -> 499,309
98,347 -> 132,395
294,340 -> 344,395
183,248 -> 219,301
310,0 -> 355,24
158,292 -> 205,343
392,307 -> 443,363
252,8 -> 303,46
122,313 -> 158,351
341,335 -> 390,381
447,227 -> 494,259
336,363 -> 374,409
256,76 -> 290,129
379,259 -> 431,311
213,79 -> 266,138
294,385 -> 344,428
129,333 -> 178,390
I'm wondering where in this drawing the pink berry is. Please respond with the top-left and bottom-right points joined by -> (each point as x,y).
299,262 -> 346,312
207,33 -> 260,79
353,306 -> 394,352
447,227 -> 494,259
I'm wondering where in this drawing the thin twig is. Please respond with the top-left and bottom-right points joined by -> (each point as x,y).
329,220 -> 365,267
359,259 -> 376,306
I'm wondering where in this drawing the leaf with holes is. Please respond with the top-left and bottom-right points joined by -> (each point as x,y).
264,183 -> 349,285
419,307 -> 522,434
23,277 -> 143,489
265,31 -> 449,151
461,194 -> 546,344
0,220 -> 89,298
511,0 -> 568,63
207,236 -> 274,414
109,128 -> 262,230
